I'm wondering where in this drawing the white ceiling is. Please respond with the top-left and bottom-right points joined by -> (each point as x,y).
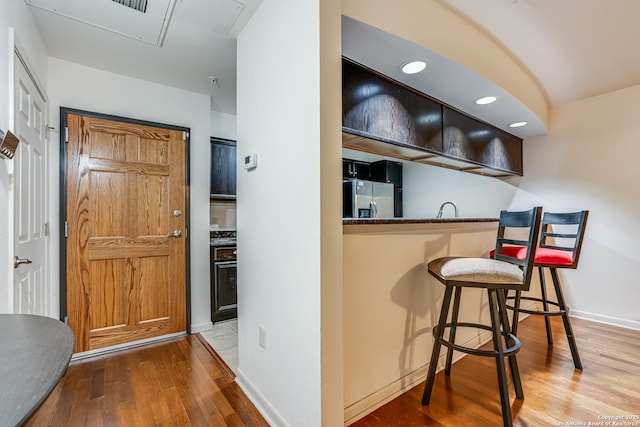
438,0 -> 640,107
26,0 -> 262,114
25,0 -> 640,135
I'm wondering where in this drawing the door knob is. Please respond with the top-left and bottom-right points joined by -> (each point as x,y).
172,230 -> 182,238
14,256 -> 33,269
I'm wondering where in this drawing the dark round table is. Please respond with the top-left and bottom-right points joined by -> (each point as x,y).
0,314 -> 74,426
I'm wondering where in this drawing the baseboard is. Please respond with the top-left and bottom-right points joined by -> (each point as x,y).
190,320 -> 213,334
343,331 -> 492,426
570,309 -> 640,331
235,368 -> 289,427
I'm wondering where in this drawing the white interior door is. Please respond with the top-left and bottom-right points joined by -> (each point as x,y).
13,51 -> 49,315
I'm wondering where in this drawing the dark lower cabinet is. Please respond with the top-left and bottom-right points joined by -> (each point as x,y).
211,246 -> 237,322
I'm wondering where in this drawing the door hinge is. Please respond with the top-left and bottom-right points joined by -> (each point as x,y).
182,131 -> 189,140
64,316 -> 69,325
44,222 -> 50,237
64,221 -> 68,238
64,126 -> 69,143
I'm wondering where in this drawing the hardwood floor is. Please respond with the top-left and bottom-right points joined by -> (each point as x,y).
353,315 -> 640,426
24,335 -> 268,427
21,315 -> 640,426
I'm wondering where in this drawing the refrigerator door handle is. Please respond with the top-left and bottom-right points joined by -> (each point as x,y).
370,201 -> 378,218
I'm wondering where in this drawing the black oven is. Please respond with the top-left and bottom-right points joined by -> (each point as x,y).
211,245 -> 237,322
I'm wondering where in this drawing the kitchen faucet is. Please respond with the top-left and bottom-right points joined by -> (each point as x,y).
437,201 -> 459,218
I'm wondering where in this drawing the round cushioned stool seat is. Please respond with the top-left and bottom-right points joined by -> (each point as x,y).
429,257 -> 524,286
490,246 -> 574,266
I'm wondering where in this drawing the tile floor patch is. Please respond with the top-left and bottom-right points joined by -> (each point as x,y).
201,319 -> 238,374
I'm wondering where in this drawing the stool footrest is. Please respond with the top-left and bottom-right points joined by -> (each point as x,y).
506,296 -> 567,316
433,322 -> 521,357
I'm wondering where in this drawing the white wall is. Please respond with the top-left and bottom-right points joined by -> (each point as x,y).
47,58 -> 212,330
210,110 -> 237,140
515,85 -> 640,328
0,0 -> 49,313
236,0 -> 342,425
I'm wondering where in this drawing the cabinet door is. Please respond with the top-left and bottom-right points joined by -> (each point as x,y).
343,59 -> 443,152
370,160 -> 403,187
210,138 -> 237,198
343,159 -> 371,180
343,159 -> 354,179
211,259 -> 237,322
442,106 -> 523,175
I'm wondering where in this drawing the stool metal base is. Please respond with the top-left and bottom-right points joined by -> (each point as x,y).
422,286 -> 523,427
508,266 -> 583,370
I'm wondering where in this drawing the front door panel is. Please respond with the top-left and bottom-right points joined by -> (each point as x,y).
66,113 -> 187,353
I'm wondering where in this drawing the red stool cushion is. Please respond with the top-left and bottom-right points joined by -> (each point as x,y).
490,246 -> 574,266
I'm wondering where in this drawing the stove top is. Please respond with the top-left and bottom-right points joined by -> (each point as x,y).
210,229 -> 237,246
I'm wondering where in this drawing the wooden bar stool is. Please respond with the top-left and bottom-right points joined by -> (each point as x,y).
504,210 -> 589,370
422,207 -> 542,427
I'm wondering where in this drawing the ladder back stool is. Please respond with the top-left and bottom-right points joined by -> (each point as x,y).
502,210 -> 588,370
422,206 -> 542,427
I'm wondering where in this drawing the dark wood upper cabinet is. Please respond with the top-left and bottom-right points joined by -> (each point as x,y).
343,158 -> 371,180
210,138 -> 236,199
341,57 -> 524,177
342,59 -> 442,152
443,106 -> 523,175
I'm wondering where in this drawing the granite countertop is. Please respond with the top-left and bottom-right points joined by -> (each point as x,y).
343,217 -> 498,225
210,229 -> 237,247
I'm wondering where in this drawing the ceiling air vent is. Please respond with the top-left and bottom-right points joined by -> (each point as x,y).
112,0 -> 148,13
25,0 -> 176,46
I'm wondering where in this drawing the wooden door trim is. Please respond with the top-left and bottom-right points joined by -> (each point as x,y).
58,107 -> 192,334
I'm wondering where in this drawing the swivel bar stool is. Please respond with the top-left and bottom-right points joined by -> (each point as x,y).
505,210 -> 588,370
422,206 -> 542,427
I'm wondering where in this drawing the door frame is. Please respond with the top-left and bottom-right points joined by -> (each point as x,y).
58,107 -> 192,333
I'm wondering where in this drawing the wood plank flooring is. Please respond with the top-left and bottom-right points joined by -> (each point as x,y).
23,335 -> 268,427
353,315 -> 640,426
21,315 -> 640,426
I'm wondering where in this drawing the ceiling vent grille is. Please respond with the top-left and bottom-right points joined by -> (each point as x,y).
111,0 -> 148,13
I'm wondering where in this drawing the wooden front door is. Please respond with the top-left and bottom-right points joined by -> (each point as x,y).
65,113 -> 187,353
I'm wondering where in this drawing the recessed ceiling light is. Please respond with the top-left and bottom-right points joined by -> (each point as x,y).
509,121 -> 528,128
475,96 -> 497,105
401,60 -> 427,75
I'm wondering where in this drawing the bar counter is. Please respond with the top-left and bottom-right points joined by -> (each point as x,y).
342,216 -> 503,423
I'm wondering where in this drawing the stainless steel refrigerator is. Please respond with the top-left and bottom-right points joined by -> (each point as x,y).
343,179 -> 394,218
